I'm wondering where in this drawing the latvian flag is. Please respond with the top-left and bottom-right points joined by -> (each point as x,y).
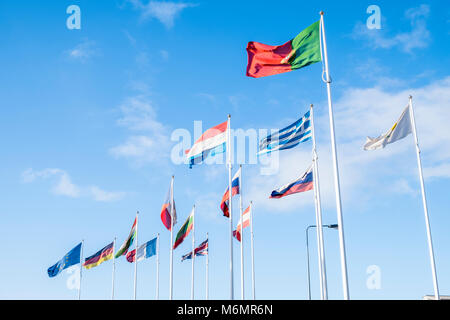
181,239 -> 209,262
233,206 -> 251,242
220,167 -> 241,218
185,120 -> 228,168
270,165 -> 313,199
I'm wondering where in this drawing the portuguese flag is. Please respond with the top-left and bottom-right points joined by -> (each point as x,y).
246,21 -> 321,78
115,217 -> 137,258
173,209 -> 194,250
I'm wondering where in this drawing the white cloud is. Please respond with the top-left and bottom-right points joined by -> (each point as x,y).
354,4 -> 431,53
22,168 -> 125,202
246,76 -> 450,214
110,95 -> 172,166
128,0 -> 195,29
66,40 -> 99,62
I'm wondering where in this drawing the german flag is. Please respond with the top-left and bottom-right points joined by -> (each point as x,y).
83,242 -> 114,270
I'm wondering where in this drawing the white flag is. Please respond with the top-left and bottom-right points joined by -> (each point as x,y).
364,105 -> 412,151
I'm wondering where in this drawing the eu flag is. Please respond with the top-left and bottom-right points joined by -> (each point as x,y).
48,242 -> 82,278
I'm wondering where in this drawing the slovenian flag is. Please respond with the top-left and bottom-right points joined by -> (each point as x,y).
220,167 -> 241,218
185,120 -> 228,168
246,21 -> 321,78
126,237 -> 157,263
270,165 -> 313,199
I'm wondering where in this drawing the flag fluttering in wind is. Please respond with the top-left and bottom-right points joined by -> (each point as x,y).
364,105 -> 412,151
233,206 -> 251,242
246,21 -> 321,78
126,237 -> 157,263
185,120 -> 228,168
258,110 -> 312,155
220,167 -> 241,217
47,242 -> 82,278
83,242 -> 114,270
270,165 -> 314,199
181,239 -> 209,262
161,182 -> 177,231
115,217 -> 137,258
173,208 -> 194,250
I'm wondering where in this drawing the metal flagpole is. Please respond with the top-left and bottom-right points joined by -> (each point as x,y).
250,201 -> 255,300
191,205 -> 196,300
78,240 -> 84,300
156,233 -> 160,300
134,211 -> 139,300
169,175 -> 174,300
239,165 -> 245,300
310,104 -> 328,300
227,114 -> 234,300
320,11 -> 350,299
111,237 -> 116,300
409,95 -> 440,300
206,232 -> 209,300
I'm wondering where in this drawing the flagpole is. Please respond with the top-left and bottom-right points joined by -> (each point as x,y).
78,239 -> 84,300
250,201 -> 255,300
206,232 -> 209,300
111,237 -> 116,300
310,104 -> 328,299
169,175 -> 174,300
409,95 -> 440,300
320,11 -> 350,299
227,114 -> 234,300
134,211 -> 139,300
191,205 -> 196,300
239,165 -> 245,300
156,233 -> 160,300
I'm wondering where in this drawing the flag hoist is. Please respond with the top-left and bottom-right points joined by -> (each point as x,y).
364,97 -> 440,299
246,11 -> 350,299
319,11 -> 350,299
310,104 -> 328,299
227,114 -> 234,300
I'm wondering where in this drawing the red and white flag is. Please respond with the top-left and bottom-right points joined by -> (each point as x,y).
233,205 -> 251,242
160,180 -> 176,230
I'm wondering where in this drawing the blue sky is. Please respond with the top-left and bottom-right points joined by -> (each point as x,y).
0,0 -> 449,300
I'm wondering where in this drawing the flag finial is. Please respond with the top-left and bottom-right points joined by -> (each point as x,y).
228,114 -> 231,119
320,11 -> 324,15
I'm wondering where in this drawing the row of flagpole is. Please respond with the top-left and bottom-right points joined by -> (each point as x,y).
54,11 -> 440,301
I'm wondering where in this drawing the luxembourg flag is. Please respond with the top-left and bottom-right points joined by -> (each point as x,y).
185,120 -> 228,168
220,167 -> 241,217
270,165 -> 313,199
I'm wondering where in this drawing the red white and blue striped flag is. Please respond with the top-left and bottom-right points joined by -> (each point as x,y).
220,167 -> 241,217
270,165 -> 313,198
185,120 -> 228,168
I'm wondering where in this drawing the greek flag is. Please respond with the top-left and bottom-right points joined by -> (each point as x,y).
258,110 -> 311,155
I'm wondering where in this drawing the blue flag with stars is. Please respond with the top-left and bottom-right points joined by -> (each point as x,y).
47,242 -> 82,278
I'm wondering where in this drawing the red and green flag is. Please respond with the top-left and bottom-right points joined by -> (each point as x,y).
115,217 -> 137,258
173,208 -> 194,250
246,20 -> 321,78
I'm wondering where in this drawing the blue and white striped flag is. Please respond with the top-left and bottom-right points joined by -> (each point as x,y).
258,110 -> 311,155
